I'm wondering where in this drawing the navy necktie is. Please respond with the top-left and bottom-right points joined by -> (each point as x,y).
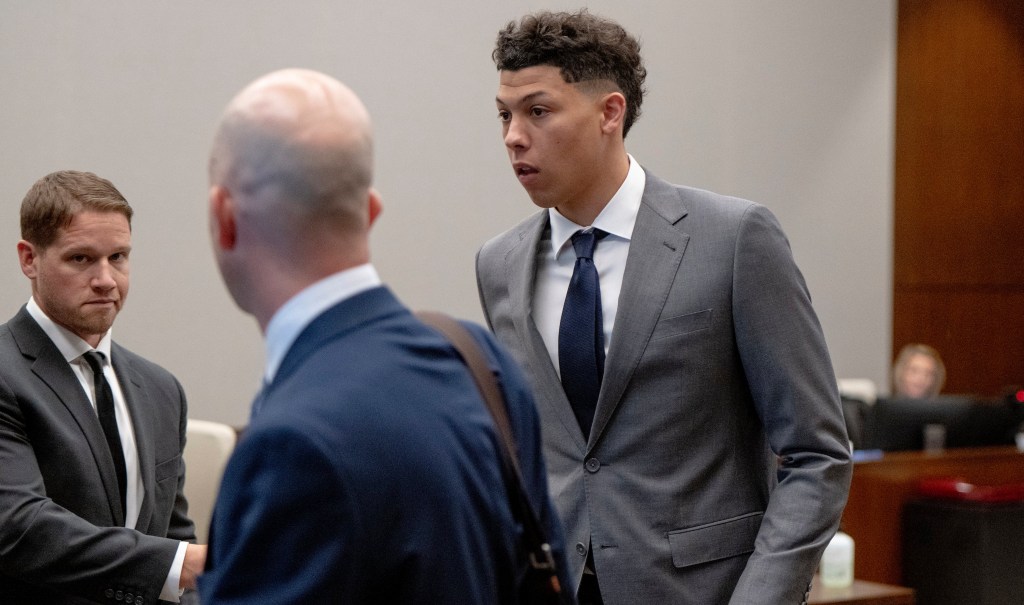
83,351 -> 127,515
559,228 -> 608,440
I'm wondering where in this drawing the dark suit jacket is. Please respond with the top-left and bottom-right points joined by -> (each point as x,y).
0,306 -> 196,605
477,172 -> 853,604
200,286 -> 570,604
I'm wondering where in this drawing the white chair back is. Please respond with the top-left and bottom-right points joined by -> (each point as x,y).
183,419 -> 237,543
837,378 -> 878,406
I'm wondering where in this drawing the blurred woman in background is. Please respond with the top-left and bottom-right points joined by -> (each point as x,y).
892,343 -> 946,399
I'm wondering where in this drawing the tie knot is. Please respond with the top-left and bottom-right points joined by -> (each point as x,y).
82,350 -> 106,374
571,228 -> 606,261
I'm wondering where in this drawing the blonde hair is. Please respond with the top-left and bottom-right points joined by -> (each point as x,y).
892,343 -> 946,398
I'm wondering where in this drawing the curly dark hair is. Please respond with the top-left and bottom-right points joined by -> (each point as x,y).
493,9 -> 647,137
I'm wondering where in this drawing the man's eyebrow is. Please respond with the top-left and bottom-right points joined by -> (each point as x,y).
495,91 -> 551,107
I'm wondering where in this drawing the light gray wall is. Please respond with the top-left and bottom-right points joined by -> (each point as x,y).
0,1 -> 895,425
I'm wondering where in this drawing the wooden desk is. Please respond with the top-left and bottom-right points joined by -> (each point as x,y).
809,576 -> 914,604
841,445 -> 1024,585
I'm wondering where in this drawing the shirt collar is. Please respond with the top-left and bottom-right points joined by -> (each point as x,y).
548,154 -> 646,258
26,297 -> 113,362
263,263 -> 382,382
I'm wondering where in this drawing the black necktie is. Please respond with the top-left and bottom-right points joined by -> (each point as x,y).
559,228 -> 608,440
83,351 -> 127,515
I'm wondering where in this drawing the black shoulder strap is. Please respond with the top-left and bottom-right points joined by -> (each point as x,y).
416,311 -> 563,597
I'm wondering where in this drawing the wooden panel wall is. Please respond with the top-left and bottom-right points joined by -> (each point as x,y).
894,0 -> 1024,397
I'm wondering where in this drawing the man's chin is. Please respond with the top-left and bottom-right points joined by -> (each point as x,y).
79,312 -> 118,338
525,192 -> 557,210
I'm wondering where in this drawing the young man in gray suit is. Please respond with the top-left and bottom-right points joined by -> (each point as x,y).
0,171 -> 205,604
477,10 -> 853,605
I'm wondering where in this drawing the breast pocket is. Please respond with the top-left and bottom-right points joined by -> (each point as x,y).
650,308 -> 713,342
667,511 -> 763,568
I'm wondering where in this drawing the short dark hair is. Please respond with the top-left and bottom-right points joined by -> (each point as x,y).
493,9 -> 647,137
20,170 -> 133,248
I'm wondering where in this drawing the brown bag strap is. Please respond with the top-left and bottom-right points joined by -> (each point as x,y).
416,311 -> 564,597
415,311 -> 525,482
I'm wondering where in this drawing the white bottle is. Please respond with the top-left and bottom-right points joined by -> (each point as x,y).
819,529 -> 855,588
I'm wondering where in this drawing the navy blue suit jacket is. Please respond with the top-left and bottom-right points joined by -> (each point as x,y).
200,287 -> 569,604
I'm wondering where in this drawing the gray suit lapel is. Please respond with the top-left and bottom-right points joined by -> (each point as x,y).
13,310 -> 126,526
506,213 -> 589,451
590,175 -> 689,444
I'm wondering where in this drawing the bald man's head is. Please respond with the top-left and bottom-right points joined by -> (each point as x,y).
208,70 -> 382,326
210,69 -> 374,235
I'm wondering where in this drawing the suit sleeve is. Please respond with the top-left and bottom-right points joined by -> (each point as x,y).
465,323 -> 573,596
0,370 -> 182,604
728,204 -> 853,604
199,425 -> 360,604
167,376 -> 196,543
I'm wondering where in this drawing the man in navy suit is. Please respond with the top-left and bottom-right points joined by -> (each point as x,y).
198,68 -> 569,604
0,170 -> 205,604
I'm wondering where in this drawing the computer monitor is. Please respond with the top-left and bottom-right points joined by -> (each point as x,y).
861,395 -> 1018,452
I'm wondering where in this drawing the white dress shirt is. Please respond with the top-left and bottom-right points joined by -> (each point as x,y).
263,263 -> 382,383
533,155 -> 646,377
26,298 -> 188,602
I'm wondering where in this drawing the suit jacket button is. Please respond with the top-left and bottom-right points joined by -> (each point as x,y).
585,458 -> 601,473
575,542 -> 587,556
105,589 -> 115,599
115,590 -> 124,600
124,593 -> 133,602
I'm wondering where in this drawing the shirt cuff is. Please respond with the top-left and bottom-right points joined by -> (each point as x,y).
159,541 -> 189,602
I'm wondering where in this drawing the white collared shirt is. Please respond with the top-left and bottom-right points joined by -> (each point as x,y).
263,263 -> 382,384
533,155 -> 646,377
26,298 -> 188,602
27,298 -> 143,526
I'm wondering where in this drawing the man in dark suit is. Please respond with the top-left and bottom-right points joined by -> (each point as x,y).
0,170 -> 205,604
477,10 -> 853,605
199,68 -> 569,604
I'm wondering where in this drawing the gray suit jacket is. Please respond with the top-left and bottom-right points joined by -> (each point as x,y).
476,172 -> 852,604
0,306 -> 196,605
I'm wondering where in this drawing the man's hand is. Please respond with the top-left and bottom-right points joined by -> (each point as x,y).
180,544 -> 208,590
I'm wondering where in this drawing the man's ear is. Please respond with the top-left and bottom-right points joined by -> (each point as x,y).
209,185 -> 237,250
367,188 -> 383,227
16,240 -> 38,279
600,92 -> 627,135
